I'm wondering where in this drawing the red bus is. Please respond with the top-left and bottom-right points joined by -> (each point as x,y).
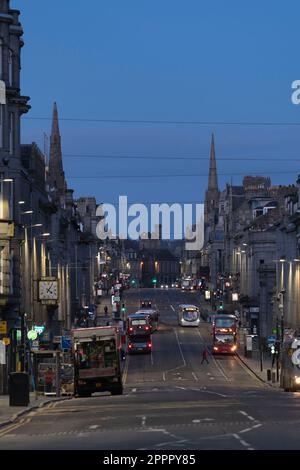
212,314 -> 238,354
126,313 -> 151,336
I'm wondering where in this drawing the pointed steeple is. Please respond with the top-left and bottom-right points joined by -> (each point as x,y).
48,102 -> 66,196
208,133 -> 218,191
204,133 -> 220,230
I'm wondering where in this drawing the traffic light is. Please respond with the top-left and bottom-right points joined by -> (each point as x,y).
121,303 -> 126,313
152,278 -> 157,284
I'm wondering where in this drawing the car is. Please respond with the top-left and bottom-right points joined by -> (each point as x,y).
160,284 -> 169,289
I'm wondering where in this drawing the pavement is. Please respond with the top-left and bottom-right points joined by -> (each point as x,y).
0,288 -> 299,450
237,332 -> 280,389
0,294 -> 118,429
0,393 -> 71,429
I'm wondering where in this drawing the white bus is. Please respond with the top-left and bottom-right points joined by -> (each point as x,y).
178,304 -> 201,327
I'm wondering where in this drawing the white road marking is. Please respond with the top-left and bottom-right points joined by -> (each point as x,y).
192,418 -> 215,423
192,372 -> 198,381
190,388 -> 228,398
122,354 -> 130,385
141,416 -> 146,428
232,433 -> 252,449
89,425 -> 99,430
239,428 -> 252,434
170,305 -> 175,312
175,329 -> 186,367
162,329 -> 187,379
239,410 -> 257,422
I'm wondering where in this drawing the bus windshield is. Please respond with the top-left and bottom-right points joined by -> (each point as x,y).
183,310 -> 199,321
215,318 -> 236,328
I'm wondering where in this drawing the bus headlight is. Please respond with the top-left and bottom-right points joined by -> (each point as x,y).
294,376 -> 300,385
231,345 -> 237,352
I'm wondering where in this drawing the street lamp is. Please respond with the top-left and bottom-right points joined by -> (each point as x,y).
21,210 -> 34,215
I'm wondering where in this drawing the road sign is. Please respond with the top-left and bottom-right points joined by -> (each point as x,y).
0,321 -> 7,335
267,335 -> 276,345
113,295 -> 120,303
61,336 -> 71,350
32,340 -> 39,351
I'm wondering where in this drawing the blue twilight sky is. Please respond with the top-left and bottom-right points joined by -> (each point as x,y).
12,0 -> 300,206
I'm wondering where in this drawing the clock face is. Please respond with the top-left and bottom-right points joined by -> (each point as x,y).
39,280 -> 58,301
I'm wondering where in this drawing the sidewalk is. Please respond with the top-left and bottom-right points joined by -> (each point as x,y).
237,332 -> 280,389
96,295 -> 121,326
0,393 -> 71,429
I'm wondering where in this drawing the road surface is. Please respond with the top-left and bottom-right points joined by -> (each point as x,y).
0,288 -> 300,450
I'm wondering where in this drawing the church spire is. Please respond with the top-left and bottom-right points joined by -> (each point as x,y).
48,102 -> 66,195
208,133 -> 218,191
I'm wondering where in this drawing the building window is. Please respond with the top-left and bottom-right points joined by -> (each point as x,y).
8,49 -> 13,86
9,112 -> 13,154
0,173 -> 13,220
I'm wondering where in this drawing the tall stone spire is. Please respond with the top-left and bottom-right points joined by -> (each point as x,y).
208,133 -> 218,191
204,133 -> 220,230
48,102 -> 66,196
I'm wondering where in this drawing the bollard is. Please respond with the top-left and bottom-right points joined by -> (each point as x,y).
267,369 -> 271,381
272,371 -> 276,383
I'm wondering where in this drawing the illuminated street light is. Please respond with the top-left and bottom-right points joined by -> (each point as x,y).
2,178 -> 13,183
18,201 -> 26,205
24,223 -> 43,229
21,210 -> 33,215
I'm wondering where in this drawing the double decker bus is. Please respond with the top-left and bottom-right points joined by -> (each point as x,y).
126,313 -> 152,354
136,308 -> 159,332
212,314 -> 238,354
280,338 -> 300,392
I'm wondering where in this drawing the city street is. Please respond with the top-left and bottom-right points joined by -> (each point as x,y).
0,288 -> 300,450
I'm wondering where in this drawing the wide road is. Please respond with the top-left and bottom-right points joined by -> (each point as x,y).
1,288 -> 300,450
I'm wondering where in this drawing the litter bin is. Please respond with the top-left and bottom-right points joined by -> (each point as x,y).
9,372 -> 30,407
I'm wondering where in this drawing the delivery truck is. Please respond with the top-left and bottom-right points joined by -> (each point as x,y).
72,326 -> 123,397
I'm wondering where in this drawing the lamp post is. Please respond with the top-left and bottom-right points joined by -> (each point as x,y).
19,221 -> 44,372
